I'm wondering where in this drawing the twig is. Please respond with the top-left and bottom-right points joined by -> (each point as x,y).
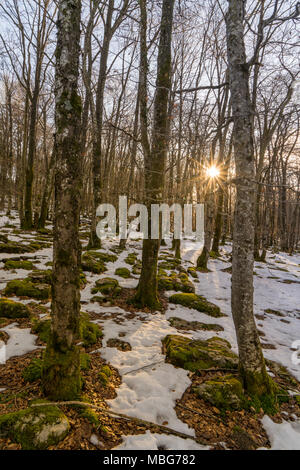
31,401 -> 207,445
176,403 -> 220,421
123,360 -> 165,376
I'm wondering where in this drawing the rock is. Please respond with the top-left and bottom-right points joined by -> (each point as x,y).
158,272 -> 195,293
4,259 -> 34,270
92,277 -> 121,298
115,267 -> 131,278
81,252 -> 106,274
107,337 -> 131,351
169,293 -> 223,317
168,317 -> 224,332
195,375 -> 244,410
163,335 -> 238,371
4,279 -> 50,300
0,297 -> 30,318
0,404 -> 70,450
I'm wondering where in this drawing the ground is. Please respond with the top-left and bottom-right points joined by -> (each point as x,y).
0,211 -> 300,450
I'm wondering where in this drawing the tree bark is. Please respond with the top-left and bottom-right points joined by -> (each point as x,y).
226,0 -> 274,400
42,0 -> 82,401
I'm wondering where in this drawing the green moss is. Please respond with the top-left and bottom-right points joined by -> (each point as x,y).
79,313 -> 103,347
78,407 -> 100,426
22,359 -> 43,383
295,396 -> 300,405
42,344 -> 81,401
80,353 -> 91,371
87,251 -> 117,263
195,375 -> 245,410
0,297 -> 30,318
0,405 -> 70,450
81,252 -> 107,274
169,293 -> 223,317
115,267 -> 131,278
32,319 -> 51,343
158,272 -> 195,293
163,335 -> 238,372
209,251 -> 220,259
28,269 -> 52,284
168,317 -> 224,332
92,278 -> 121,298
98,372 -> 109,387
187,267 -> 198,278
5,279 -> 50,300
101,365 -> 112,377
4,259 -> 34,270
125,253 -> 137,265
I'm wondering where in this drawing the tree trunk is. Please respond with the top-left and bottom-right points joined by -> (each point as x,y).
226,0 -> 274,402
134,0 -> 175,309
42,0 -> 82,401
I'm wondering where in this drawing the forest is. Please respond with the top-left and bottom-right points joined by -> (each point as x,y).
0,0 -> 299,453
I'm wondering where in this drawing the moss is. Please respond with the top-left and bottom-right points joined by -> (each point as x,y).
0,297 -> 30,318
4,259 -> 34,270
101,365 -> 113,377
80,270 -> 87,288
28,269 -> 52,284
92,278 -> 121,298
169,293 -> 223,317
187,267 -> 198,278
79,313 -> 103,347
158,272 -> 195,293
78,406 -> 100,426
295,396 -> 300,406
42,344 -> 81,401
5,279 -> 50,300
115,267 -> 131,278
80,353 -> 91,371
22,359 -> 43,383
241,367 -> 279,414
0,405 -> 70,450
125,253 -> 138,265
88,251 -> 117,263
168,317 -> 224,332
107,338 -> 131,351
158,257 -> 181,270
81,252 -> 107,274
98,372 -> 109,387
195,375 -> 245,410
32,319 -> 51,343
163,335 -> 238,372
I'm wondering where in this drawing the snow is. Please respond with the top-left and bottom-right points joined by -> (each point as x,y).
0,323 -> 39,361
115,431 -> 209,450
261,416 -> 300,450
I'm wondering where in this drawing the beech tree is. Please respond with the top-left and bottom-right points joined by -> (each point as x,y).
42,0 -> 82,400
134,0 -> 175,309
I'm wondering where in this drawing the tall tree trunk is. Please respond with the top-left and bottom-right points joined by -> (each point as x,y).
43,0 -> 82,400
226,0 -> 274,402
134,0 -> 175,309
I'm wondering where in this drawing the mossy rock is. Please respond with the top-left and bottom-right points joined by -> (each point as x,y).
169,293 -> 223,317
194,375 -> 244,410
81,252 -> 106,274
132,263 -> 142,275
87,250 -> 117,264
98,365 -> 113,387
0,241 -> 37,254
115,267 -> 131,278
4,259 -> 34,270
125,253 -> 138,265
187,267 -> 198,278
5,279 -> 50,300
0,404 -> 70,450
107,337 -> 131,351
163,335 -> 238,372
0,234 -> 8,243
0,297 -> 30,318
168,317 -> 224,332
158,272 -> 195,293
28,269 -> 52,285
79,313 -> 103,347
92,277 -> 121,298
158,257 -> 181,270
264,308 -> 284,317
22,359 -> 43,383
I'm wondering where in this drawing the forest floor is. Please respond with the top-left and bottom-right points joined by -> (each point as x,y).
0,211 -> 300,450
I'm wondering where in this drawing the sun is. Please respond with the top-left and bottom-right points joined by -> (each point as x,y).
206,165 -> 220,179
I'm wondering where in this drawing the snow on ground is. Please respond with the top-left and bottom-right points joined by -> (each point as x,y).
1,217 -> 300,449
0,323 -> 39,362
115,431 -> 208,450
260,416 -> 300,450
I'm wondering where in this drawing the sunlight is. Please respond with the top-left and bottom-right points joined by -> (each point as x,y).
206,165 -> 220,179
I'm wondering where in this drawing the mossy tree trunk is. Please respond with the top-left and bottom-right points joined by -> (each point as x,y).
134,0 -> 175,309
42,0 -> 82,401
226,0 -> 273,400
